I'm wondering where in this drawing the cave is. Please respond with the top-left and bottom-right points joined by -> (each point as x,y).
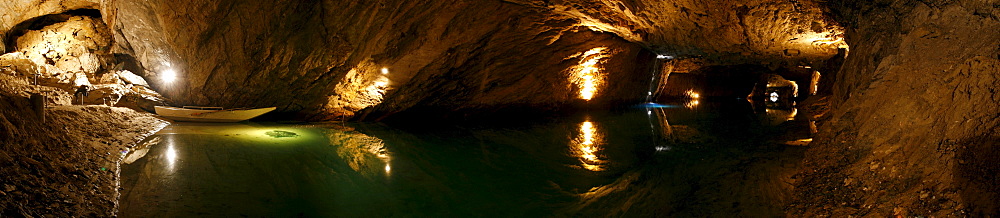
1,0 -> 997,216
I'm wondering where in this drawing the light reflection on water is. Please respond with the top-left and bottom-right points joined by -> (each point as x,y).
573,120 -> 607,171
326,128 -> 392,178
164,140 -> 177,171
121,99 -> 812,217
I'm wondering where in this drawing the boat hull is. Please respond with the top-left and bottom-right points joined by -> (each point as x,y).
154,106 -> 276,122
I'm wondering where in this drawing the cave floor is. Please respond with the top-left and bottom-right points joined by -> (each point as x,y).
119,100 -> 811,217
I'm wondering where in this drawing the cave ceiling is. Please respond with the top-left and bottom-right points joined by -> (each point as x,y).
508,0 -> 846,64
1,0 -> 846,65
0,0 -> 847,119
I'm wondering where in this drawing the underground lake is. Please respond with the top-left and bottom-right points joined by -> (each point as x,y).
3,0 -> 997,216
118,99 -> 811,217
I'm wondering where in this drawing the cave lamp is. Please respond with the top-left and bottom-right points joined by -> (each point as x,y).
162,69 -> 177,83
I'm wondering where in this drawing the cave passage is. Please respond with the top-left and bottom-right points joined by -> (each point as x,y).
120,99 -> 810,217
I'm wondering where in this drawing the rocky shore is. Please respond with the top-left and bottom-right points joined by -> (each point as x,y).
1,76 -> 166,216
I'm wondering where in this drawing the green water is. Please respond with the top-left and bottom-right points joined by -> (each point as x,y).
120,100 -> 811,217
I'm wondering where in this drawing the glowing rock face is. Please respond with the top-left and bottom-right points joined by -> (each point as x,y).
324,62 -> 392,119
569,47 -> 609,101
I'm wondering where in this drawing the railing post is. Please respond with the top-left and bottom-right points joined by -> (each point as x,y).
30,94 -> 44,122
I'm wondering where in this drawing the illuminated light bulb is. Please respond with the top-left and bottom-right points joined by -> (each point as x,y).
162,69 -> 176,83
381,68 -> 389,74
685,89 -> 700,99
685,100 -> 700,109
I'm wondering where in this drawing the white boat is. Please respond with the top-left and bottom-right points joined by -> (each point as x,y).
154,106 -> 276,122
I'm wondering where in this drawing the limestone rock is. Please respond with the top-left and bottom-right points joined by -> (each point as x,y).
71,72 -> 90,88
115,86 -> 169,112
0,52 -> 26,61
97,71 -> 119,84
791,1 -> 1000,216
83,83 -> 126,106
21,85 -> 74,106
0,0 -> 99,44
0,58 -> 37,76
116,70 -> 148,87
13,16 -> 110,74
0,72 -> 74,106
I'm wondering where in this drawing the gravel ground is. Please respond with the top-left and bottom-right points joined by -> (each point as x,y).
1,89 -> 167,216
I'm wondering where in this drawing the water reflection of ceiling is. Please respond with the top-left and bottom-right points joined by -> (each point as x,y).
326,128 -> 392,179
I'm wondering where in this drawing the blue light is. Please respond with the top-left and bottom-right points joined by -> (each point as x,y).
637,103 -> 680,108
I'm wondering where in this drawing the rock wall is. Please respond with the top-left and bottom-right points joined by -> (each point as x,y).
793,1 -> 1000,216
104,0 -> 657,120
2,0 -> 853,121
99,0 -> 850,121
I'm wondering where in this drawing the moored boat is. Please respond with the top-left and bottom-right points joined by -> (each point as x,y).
154,106 -> 276,122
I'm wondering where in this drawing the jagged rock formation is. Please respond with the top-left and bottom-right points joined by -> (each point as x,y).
792,1 -> 1000,216
505,0 -> 847,64
13,15 -> 109,75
